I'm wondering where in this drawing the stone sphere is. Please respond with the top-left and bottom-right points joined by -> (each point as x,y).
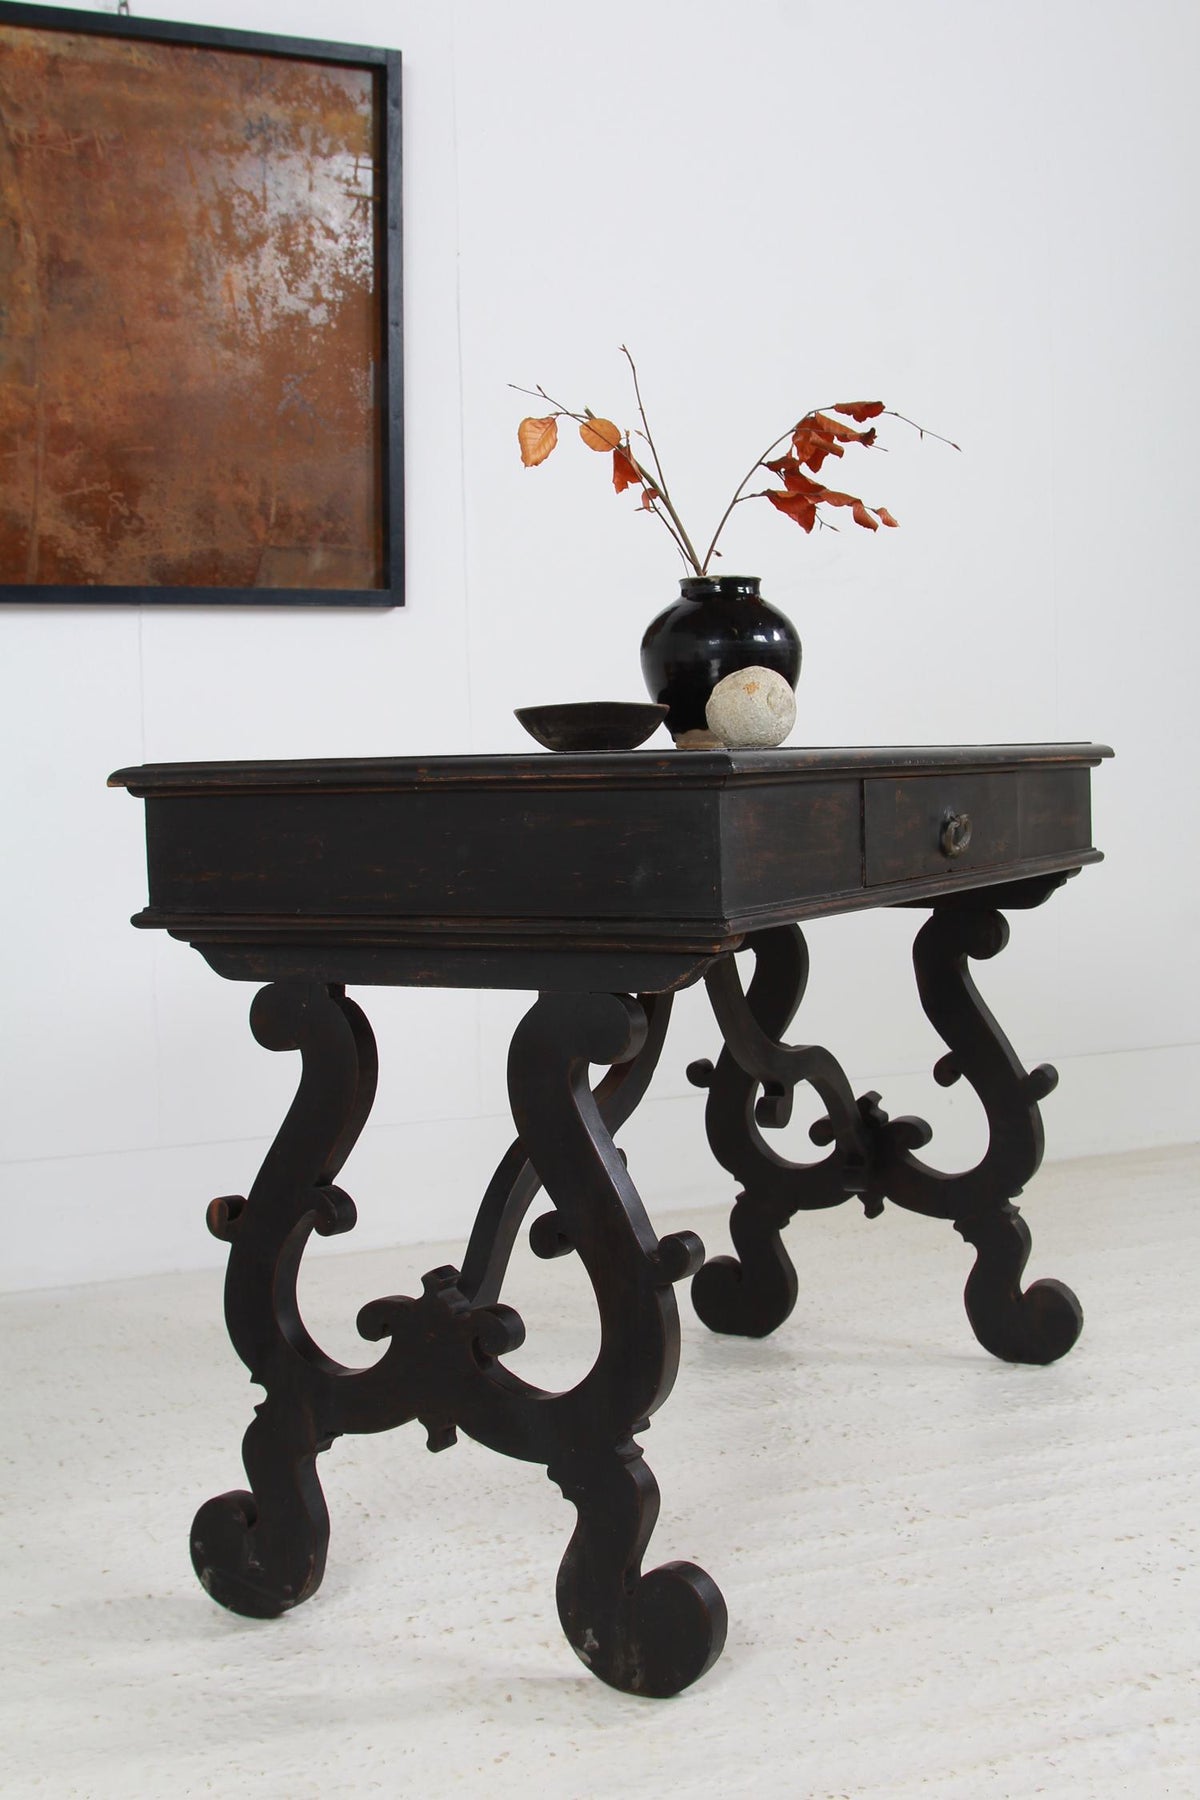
705,665 -> 796,748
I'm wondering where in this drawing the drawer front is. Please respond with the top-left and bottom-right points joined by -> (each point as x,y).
145,787 -> 724,921
864,773 -> 1020,885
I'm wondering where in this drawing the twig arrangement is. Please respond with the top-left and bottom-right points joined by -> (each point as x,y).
514,346 -> 957,577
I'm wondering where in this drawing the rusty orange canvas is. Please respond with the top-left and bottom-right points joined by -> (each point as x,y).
0,24 -> 384,590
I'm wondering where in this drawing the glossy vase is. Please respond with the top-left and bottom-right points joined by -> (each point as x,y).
640,576 -> 802,742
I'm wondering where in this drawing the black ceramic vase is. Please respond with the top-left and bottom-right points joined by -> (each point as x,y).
640,575 -> 801,741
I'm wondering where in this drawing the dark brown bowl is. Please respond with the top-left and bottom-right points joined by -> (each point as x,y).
514,701 -> 668,753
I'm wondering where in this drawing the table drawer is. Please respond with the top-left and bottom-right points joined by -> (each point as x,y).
863,773 -> 1020,885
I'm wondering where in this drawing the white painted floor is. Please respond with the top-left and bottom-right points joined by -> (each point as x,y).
2,1144 -> 1198,1799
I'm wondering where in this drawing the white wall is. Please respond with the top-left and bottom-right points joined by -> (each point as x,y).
3,0 -> 1197,1291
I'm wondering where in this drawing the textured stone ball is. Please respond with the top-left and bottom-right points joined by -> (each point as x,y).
705,665 -> 796,748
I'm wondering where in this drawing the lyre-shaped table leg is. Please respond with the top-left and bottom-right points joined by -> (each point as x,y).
194,979 -> 726,1695
693,882 -> 1083,1365
357,991 -> 727,1696
687,925 -> 870,1339
506,993 -> 727,1695
873,891 -> 1084,1364
192,981 -> 376,1617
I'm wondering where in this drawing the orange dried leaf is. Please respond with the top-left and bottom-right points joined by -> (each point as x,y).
790,426 -> 844,472
766,458 -> 827,500
877,507 -> 899,528
612,447 -> 643,494
579,417 -> 622,452
518,416 -> 559,467
834,401 -> 886,422
766,489 -> 818,533
640,486 -> 660,511
810,412 -> 877,447
804,487 -> 880,530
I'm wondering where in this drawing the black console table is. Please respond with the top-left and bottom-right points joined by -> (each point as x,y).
111,742 -> 1110,1698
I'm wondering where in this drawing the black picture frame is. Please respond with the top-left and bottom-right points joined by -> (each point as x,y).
0,2 -> 403,607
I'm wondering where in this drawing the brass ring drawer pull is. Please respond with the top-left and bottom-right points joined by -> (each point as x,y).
940,810 -> 973,857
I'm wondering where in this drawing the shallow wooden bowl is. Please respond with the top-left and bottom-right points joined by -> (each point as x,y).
514,702 -> 669,753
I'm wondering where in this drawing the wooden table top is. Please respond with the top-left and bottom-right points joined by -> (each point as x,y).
111,742 -> 1111,990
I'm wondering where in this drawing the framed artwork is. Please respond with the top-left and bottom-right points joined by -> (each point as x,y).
0,3 -> 402,606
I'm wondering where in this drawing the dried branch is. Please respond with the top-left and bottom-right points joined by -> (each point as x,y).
514,360 -> 953,576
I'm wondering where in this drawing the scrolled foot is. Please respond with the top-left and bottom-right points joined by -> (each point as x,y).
190,1485 -> 326,1619
191,1490 -> 279,1618
691,1196 -> 798,1338
557,1540 -> 726,1692
190,1394 -> 332,1618
573,1559 -> 728,1699
958,1205 -> 1084,1365
554,1452 -> 727,1697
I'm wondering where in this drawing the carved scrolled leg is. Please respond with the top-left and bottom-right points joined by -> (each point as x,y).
356,990 -> 726,1695
873,885 -> 1084,1364
189,977 -> 724,1691
192,981 -> 377,1617
690,926 -> 870,1338
506,991 -> 725,1695
693,890 -> 1082,1364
